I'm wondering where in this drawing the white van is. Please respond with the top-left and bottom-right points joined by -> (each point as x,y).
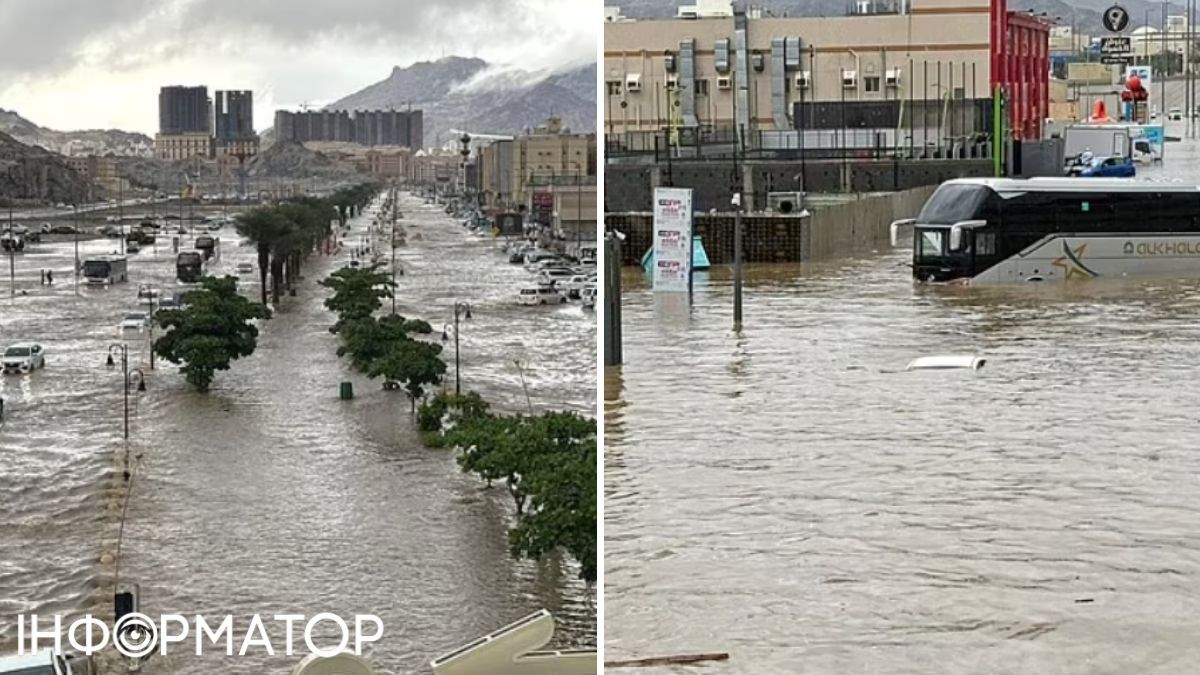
517,285 -> 566,306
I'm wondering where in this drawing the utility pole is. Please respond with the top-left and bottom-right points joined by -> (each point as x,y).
73,204 -> 80,296
7,203 -> 14,298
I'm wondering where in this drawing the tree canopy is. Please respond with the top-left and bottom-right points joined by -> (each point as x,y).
153,275 -> 270,391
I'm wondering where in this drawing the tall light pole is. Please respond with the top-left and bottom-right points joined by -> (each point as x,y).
138,284 -> 157,369
106,344 -> 146,441
442,301 -> 472,395
7,202 -> 14,298
73,203 -> 80,296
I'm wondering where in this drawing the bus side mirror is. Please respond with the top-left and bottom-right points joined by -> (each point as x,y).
949,225 -> 963,252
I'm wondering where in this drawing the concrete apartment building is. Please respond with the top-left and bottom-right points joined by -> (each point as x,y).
64,154 -> 130,195
604,0 -> 1050,143
273,109 -> 423,149
156,85 -> 212,159
214,90 -> 259,157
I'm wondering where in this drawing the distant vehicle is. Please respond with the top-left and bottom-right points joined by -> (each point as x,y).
208,221 -> 223,231
0,231 -> 25,252
163,214 -> 180,220
194,235 -> 216,258
1078,155 -> 1136,178
120,311 -> 150,331
177,251 -> 205,283
537,268 -> 576,288
581,284 -> 596,309
517,285 -> 566,306
235,262 -> 254,274
105,215 -> 120,223
47,225 -> 78,235
81,256 -> 128,285
137,286 -> 160,300
98,224 -> 121,237
560,274 -> 591,299
125,240 -> 140,254
2,343 -> 45,373
1169,107 -> 1183,120
158,293 -> 185,310
126,226 -> 155,245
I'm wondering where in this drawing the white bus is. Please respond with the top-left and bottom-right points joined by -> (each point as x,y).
81,256 -> 128,285
895,178 -> 1200,284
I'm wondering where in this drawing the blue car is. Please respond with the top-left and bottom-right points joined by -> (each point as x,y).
1078,155 -> 1136,177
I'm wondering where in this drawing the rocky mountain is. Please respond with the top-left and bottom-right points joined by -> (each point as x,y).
0,130 -> 89,205
324,56 -> 596,146
605,0 -> 1188,34
244,140 -> 358,180
0,108 -> 153,158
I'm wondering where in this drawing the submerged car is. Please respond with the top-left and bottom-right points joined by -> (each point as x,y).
1078,156 -> 1136,178
2,343 -> 45,373
120,312 -> 150,330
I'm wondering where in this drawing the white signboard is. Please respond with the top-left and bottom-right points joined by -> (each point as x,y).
651,187 -> 693,292
1125,65 -> 1152,89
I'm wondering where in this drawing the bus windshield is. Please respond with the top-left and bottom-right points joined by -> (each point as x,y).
917,229 -> 944,260
916,183 -> 990,225
82,261 -> 111,277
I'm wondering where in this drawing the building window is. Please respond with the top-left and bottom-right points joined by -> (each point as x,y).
864,76 -> 881,93
607,81 -> 622,95
695,79 -> 709,96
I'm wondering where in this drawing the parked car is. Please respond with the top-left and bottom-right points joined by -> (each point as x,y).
235,262 -> 254,274
120,312 -> 150,331
47,225 -> 79,235
559,274 -> 592,298
1079,155 -> 1136,178
517,285 -> 567,306
2,343 -> 45,373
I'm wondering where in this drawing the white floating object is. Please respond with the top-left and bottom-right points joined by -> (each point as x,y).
431,610 -> 595,675
905,355 -> 986,371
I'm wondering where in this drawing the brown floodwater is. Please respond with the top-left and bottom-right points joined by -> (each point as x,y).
606,137 -> 1200,673
0,191 -> 595,673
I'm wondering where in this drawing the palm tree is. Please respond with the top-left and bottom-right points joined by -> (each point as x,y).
235,206 -> 291,306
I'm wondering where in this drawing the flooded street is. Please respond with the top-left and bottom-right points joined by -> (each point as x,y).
605,135 -> 1200,674
1,190 -> 595,673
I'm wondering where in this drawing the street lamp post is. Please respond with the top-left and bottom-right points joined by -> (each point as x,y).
442,301 -> 472,395
7,203 -> 14,298
73,203 -> 80,296
106,344 -> 146,441
138,284 -> 157,369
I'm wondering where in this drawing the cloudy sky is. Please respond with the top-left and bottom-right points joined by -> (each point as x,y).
0,0 -> 597,134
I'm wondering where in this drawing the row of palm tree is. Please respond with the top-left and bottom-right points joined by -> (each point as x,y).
234,183 -> 380,306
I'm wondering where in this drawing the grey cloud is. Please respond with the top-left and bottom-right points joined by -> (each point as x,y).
0,0 -> 163,79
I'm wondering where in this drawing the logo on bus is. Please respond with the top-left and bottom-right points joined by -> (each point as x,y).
1125,240 -> 1200,256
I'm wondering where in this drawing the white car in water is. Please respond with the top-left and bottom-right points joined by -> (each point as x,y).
2,343 -> 45,373
121,311 -> 150,331
517,285 -> 566,306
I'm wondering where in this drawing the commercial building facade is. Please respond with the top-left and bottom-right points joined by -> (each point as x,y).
604,0 -> 1050,146
154,132 -> 213,160
478,132 -> 596,208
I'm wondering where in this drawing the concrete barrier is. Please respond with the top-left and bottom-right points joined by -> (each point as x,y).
605,185 -> 935,266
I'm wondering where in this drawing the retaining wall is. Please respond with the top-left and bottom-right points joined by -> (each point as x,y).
606,185 -> 936,266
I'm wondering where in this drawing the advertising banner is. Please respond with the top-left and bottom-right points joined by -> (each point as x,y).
652,187 -> 693,293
